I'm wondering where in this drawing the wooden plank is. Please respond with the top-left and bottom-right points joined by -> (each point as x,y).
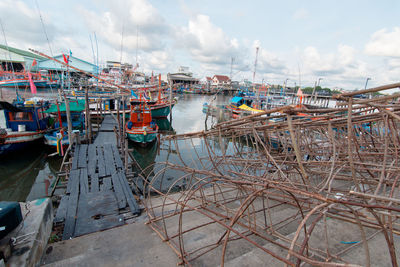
79,169 -> 89,194
54,195 -> 69,223
71,145 -> 80,170
118,171 -> 140,215
91,173 -> 99,193
66,169 -> 80,194
103,144 -> 116,175
97,146 -> 106,177
101,177 -> 112,191
74,214 -> 124,237
111,172 -> 126,209
78,144 -> 88,169
62,179 -> 79,240
77,191 -> 119,218
87,144 -> 97,177
111,144 -> 123,169
74,191 -> 122,237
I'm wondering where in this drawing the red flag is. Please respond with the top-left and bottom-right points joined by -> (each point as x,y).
297,88 -> 303,104
27,73 -> 37,94
62,54 -> 69,64
32,59 -> 37,67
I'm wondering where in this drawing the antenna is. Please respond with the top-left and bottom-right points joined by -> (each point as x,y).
90,34 -> 96,65
252,47 -> 259,84
94,32 -> 99,68
136,26 -> 139,67
120,22 -> 124,64
0,19 -> 18,94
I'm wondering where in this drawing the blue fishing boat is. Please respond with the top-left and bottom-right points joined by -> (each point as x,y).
0,99 -> 49,155
0,71 -> 60,89
43,100 -> 85,151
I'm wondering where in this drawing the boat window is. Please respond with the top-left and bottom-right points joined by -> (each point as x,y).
9,112 -> 33,121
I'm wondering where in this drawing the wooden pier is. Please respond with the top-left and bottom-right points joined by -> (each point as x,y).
54,115 -> 140,240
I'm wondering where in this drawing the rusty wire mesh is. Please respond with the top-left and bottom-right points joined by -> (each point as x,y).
140,84 -> 400,266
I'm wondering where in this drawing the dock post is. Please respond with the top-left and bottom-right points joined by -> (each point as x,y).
117,96 -> 121,148
124,137 -> 128,170
122,96 -> 126,155
63,93 -> 73,145
84,86 -> 89,142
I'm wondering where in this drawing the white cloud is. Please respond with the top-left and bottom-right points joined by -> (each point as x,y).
365,27 -> 400,57
178,14 -> 240,66
293,8 -> 309,20
0,0 -> 57,46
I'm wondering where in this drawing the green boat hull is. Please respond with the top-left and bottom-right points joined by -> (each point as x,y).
151,104 -> 174,118
127,132 -> 157,144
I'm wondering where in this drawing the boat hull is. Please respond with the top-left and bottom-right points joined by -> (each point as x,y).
0,80 -> 59,89
0,132 -> 44,155
127,132 -> 157,144
150,103 -> 174,118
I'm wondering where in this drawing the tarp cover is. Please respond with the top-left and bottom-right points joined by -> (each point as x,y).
238,104 -> 263,113
44,99 -> 85,113
231,96 -> 243,103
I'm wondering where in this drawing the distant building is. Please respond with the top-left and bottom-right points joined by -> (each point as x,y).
167,66 -> 199,86
0,44 -> 45,72
212,75 -> 231,86
37,54 -> 98,74
205,76 -> 212,85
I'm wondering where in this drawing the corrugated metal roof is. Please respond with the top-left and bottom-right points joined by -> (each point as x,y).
0,44 -> 45,60
0,48 -> 25,62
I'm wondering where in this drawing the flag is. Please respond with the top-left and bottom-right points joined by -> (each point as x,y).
62,54 -> 69,64
131,90 -> 138,98
297,88 -> 303,103
32,59 -> 37,67
27,72 -> 37,94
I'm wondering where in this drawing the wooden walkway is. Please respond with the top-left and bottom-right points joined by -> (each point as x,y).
55,116 -> 140,240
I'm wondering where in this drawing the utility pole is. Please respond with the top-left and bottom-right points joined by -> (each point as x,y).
364,77 -> 371,89
230,57 -> 234,81
252,47 -> 259,86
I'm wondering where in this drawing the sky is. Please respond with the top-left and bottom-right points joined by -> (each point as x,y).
0,0 -> 399,90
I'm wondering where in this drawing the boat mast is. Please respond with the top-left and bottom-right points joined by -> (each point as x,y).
0,19 -> 19,97
253,47 -> 259,107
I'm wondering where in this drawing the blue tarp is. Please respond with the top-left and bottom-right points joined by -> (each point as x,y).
231,96 -> 243,103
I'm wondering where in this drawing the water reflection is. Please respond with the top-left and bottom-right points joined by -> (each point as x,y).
0,145 -> 61,201
129,94 -> 237,193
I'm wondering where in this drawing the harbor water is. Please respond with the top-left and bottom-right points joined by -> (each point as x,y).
0,94 -> 231,201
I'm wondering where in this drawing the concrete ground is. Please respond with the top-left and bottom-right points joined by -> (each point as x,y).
40,216 -> 179,267
2,198 -> 53,267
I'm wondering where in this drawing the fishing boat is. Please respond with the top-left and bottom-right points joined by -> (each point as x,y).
149,100 -> 175,118
130,89 -> 176,118
0,99 -> 49,155
0,71 -> 60,89
43,100 -> 85,152
226,96 -> 262,115
125,98 -> 158,145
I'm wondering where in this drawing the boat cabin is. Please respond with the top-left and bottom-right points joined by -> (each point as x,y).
128,103 -> 153,128
0,101 -> 48,132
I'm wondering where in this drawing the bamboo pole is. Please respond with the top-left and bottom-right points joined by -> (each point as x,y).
122,96 -> 126,155
116,97 -> 121,148
63,93 -> 73,145
84,86 -> 89,142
